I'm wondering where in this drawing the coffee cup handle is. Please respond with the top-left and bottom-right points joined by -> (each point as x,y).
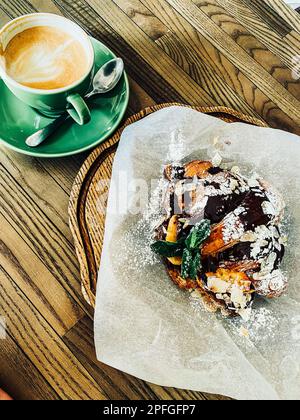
66,93 -> 91,125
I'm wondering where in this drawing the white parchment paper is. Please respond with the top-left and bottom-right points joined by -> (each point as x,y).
94,107 -> 300,400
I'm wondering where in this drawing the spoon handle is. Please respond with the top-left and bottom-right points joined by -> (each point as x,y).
26,114 -> 69,147
26,91 -> 98,148
85,90 -> 97,99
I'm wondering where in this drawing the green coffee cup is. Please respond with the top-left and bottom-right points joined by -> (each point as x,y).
0,13 -> 95,125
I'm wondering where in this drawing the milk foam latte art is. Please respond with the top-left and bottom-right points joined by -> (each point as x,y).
3,26 -> 89,90
0,14 -> 95,124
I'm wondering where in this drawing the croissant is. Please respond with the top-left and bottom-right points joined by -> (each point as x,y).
154,161 -> 287,318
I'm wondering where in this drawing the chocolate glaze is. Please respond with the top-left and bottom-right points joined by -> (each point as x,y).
205,192 -> 247,224
173,166 -> 185,179
202,234 -> 285,275
210,242 -> 253,266
208,167 -> 223,175
239,191 -> 271,230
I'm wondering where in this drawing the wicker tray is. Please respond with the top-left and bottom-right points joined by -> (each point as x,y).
68,103 -> 267,307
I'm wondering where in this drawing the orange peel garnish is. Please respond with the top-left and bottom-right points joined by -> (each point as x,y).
166,216 -> 182,266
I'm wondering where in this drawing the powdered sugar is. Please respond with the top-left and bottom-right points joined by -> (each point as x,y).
222,213 -> 245,243
239,307 -> 279,343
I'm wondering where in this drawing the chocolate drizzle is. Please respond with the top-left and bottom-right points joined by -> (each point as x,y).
239,191 -> 270,230
205,192 -> 247,224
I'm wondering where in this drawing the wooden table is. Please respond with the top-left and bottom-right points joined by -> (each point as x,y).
0,0 -> 299,401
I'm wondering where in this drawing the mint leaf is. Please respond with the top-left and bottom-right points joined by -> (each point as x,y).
185,219 -> 211,250
189,252 -> 201,280
151,240 -> 185,257
151,220 -> 210,279
181,248 -> 193,279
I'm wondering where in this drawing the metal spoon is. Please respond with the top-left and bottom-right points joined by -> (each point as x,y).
26,58 -> 124,148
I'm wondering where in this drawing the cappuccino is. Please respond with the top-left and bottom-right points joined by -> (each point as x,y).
3,26 -> 90,90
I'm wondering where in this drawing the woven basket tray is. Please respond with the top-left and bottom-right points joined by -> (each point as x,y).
68,103 -> 267,307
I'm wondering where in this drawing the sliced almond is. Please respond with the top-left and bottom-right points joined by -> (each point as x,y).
207,277 -> 229,294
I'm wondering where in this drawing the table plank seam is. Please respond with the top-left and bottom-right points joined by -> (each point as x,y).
114,0 -> 266,120
62,321 -> 139,400
0,164 -> 93,323
0,328 -> 62,400
165,0 -> 300,122
0,0 -> 38,17
241,0 -> 292,38
190,0 -> 300,102
56,0 -> 219,105
216,0 -> 300,71
0,266 -> 108,399
52,0 -> 193,106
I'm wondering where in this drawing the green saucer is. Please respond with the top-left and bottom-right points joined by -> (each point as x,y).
0,38 -> 129,158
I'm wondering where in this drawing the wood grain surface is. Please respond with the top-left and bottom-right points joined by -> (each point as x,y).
0,0 -> 299,401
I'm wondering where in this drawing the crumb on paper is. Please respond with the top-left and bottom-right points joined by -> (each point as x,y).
212,152 -> 223,167
239,326 -> 250,338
